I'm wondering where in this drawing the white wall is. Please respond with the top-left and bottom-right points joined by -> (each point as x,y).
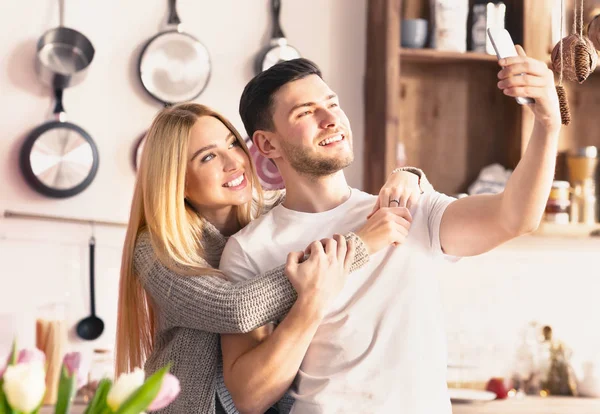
0,0 -> 367,356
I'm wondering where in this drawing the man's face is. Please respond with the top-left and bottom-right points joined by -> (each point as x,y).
269,74 -> 354,177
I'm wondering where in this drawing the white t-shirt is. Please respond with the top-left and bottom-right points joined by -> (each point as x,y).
220,189 -> 458,414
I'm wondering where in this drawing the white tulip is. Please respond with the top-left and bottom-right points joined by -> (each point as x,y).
2,362 -> 46,414
106,368 -> 146,411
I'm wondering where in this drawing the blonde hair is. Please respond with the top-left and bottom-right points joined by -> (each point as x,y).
115,103 -> 263,375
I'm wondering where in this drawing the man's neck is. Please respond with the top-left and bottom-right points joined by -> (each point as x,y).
282,170 -> 351,213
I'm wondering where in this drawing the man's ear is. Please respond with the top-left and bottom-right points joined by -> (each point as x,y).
253,131 -> 282,160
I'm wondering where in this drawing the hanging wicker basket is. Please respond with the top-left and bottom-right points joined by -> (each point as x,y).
589,14 -> 600,51
551,34 -> 598,83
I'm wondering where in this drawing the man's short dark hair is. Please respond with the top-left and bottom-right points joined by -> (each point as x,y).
239,58 -> 322,139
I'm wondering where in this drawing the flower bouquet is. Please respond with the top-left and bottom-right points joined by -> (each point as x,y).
0,341 -> 179,414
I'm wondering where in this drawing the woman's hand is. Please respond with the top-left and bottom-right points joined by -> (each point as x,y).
356,207 -> 412,254
368,168 -> 431,218
284,234 -> 355,316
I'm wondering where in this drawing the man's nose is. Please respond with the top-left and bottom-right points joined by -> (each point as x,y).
319,108 -> 339,129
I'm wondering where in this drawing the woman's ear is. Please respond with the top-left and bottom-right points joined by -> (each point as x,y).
253,131 -> 281,160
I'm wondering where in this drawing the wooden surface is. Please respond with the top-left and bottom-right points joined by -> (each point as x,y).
453,396 -> 600,414
365,0 -> 600,195
364,0 -> 401,194
398,61 -> 521,194
400,48 -> 498,63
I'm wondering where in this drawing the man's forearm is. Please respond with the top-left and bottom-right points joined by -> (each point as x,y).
223,297 -> 323,414
501,120 -> 560,234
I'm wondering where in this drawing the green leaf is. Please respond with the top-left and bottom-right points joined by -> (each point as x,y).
8,340 -> 17,366
114,366 -> 170,414
54,366 -> 76,414
83,378 -> 112,414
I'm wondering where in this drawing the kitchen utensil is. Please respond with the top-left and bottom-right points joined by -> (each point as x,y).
20,88 -> 99,198
133,132 -> 147,171
254,0 -> 301,74
35,0 -> 95,89
245,137 -> 284,190
568,146 -> 598,224
138,0 -> 211,105
76,236 -> 104,340
401,18 -> 428,48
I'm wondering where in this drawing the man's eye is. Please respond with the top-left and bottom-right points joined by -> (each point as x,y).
298,111 -> 311,118
201,154 -> 215,162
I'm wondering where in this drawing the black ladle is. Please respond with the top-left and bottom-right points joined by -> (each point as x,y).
76,236 -> 104,340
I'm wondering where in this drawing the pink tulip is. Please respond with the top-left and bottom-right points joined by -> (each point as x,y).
147,373 -> 180,411
63,352 -> 90,389
17,348 -> 46,365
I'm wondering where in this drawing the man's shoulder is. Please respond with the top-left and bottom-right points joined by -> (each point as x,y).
229,207 -> 279,246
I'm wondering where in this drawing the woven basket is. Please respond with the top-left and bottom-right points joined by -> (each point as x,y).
589,14 -> 600,51
551,34 -> 598,83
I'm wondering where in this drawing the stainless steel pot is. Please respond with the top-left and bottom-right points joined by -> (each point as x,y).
35,1 -> 95,89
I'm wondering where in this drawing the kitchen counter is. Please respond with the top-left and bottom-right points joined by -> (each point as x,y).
453,396 -> 600,414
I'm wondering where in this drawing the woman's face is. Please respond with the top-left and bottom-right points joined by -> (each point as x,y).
185,116 -> 253,216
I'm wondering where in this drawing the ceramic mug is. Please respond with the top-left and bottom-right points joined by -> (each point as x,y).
401,18 -> 428,48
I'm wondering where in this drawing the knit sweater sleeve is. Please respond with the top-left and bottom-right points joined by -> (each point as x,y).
134,232 -> 369,334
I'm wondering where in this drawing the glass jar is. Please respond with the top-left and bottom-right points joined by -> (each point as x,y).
545,181 -> 571,224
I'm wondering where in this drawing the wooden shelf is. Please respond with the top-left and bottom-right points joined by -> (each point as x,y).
400,48 -> 498,64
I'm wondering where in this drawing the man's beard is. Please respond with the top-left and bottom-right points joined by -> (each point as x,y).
279,138 -> 354,177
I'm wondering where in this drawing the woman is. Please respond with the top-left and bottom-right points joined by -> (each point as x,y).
115,103 -> 431,413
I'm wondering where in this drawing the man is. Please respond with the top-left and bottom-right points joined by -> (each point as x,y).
219,50 -> 560,413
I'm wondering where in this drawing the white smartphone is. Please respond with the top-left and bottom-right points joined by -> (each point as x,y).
487,28 -> 535,105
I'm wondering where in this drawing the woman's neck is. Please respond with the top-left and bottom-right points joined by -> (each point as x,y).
199,206 -> 240,236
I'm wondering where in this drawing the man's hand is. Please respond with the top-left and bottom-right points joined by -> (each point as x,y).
356,207 -> 412,254
498,45 -> 561,131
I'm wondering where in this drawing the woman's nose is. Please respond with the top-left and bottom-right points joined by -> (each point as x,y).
223,151 -> 243,172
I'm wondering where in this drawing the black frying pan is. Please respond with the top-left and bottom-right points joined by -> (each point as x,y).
138,0 -> 211,105
255,0 -> 301,74
20,88 -> 99,198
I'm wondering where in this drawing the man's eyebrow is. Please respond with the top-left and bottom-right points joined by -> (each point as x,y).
190,133 -> 234,161
288,94 -> 337,115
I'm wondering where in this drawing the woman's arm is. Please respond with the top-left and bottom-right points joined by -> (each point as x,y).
134,232 -> 368,334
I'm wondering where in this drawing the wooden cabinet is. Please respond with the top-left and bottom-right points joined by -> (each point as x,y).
364,0 -> 600,195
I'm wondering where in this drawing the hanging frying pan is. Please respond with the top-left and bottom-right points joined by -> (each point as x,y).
132,132 -> 147,171
35,0 -> 95,89
20,88 -> 99,198
138,0 -> 211,105
255,0 -> 301,74
245,137 -> 285,190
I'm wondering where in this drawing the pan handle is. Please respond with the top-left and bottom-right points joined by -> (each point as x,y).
53,88 -> 67,122
167,0 -> 182,26
271,0 -> 285,39
58,0 -> 65,26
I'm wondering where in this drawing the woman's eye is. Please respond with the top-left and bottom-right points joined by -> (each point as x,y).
201,154 -> 215,163
329,103 -> 338,108
228,140 -> 240,149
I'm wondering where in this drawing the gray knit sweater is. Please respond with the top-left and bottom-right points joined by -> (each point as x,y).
133,198 -> 370,414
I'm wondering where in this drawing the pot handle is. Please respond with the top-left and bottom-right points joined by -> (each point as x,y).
53,88 -> 67,122
58,0 -> 64,27
271,0 -> 285,39
167,0 -> 181,26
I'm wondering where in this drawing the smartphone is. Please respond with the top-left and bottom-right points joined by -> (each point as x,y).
487,28 -> 535,105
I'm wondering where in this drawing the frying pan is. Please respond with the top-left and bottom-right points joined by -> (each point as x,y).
245,137 -> 285,190
138,0 -> 211,105
255,0 -> 301,74
20,88 -> 99,198
35,0 -> 95,89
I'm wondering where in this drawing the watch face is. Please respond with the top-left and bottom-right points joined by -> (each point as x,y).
247,138 -> 284,190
